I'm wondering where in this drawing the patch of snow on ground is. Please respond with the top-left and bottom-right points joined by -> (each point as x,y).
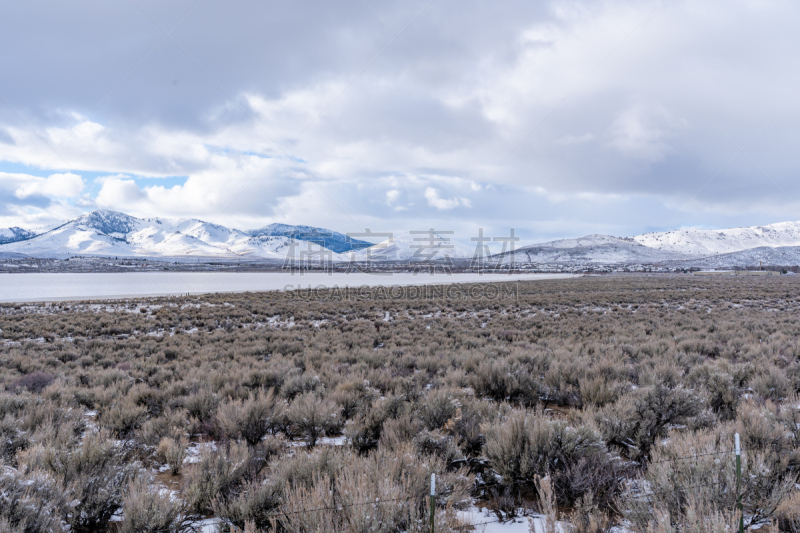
195,518 -> 221,533
458,507 -> 569,533
317,435 -> 347,446
184,441 -> 217,463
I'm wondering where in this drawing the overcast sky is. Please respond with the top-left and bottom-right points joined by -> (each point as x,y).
0,0 -> 798,244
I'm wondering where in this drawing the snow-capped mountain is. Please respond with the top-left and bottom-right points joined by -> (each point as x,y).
674,245 -> 800,269
634,221 -> 800,256
247,223 -> 372,253
494,221 -> 800,266
0,227 -> 37,245
5,210 -> 800,266
0,211 -> 346,260
495,234 -> 691,265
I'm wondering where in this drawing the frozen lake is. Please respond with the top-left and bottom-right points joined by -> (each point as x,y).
0,272 -> 575,302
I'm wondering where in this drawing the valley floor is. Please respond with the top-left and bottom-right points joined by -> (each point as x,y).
1,276 -> 799,532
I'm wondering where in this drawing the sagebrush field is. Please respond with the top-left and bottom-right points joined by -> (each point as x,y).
1,275 -> 799,532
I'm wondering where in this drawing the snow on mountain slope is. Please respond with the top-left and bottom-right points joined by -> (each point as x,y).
8,210 -> 800,265
0,210 -> 329,260
634,221 -> 800,256
674,245 -> 800,269
0,227 -> 38,245
496,234 -> 690,265
248,223 -> 372,253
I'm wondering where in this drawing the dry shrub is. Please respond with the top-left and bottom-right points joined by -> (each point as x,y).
16,429 -> 137,533
567,494 -> 615,533
378,414 -> 421,452
594,384 -> 702,461
640,497 -> 739,533
419,388 -> 461,430
579,376 -> 619,408
484,411 -> 621,507
279,445 -> 472,533
137,407 -> 188,446
413,430 -> 463,466
229,522 -> 260,533
774,490 -> 800,533
330,379 -> 377,419
542,360 -> 583,407
282,374 -> 322,399
184,388 -> 218,422
346,407 -> 386,453
471,358 -> 539,406
120,476 -> 187,533
100,398 -> 148,438
532,474 -> 559,533
12,371 -> 56,393
752,366 -> 791,401
619,423 -> 793,532
157,435 -> 188,475
183,441 -> 253,515
286,392 -> 342,447
448,398 -> 499,457
0,464 -> 67,533
212,479 -> 282,532
215,390 -> 285,445
0,394 -> 32,419
275,446 -> 343,489
5,274 -> 800,530
0,414 -> 29,463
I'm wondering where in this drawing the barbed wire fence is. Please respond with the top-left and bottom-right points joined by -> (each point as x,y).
222,438 -> 748,533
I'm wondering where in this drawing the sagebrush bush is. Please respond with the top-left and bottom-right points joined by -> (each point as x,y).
120,476 -> 187,533
619,421 -> 794,531
157,435 -> 188,475
594,384 -> 702,461
0,464 -> 67,533
484,411 -> 623,507
215,390 -> 285,445
0,276 -> 799,531
16,429 -> 137,533
419,388 -> 461,430
101,399 -> 147,438
183,441 -> 255,515
286,392 -> 342,446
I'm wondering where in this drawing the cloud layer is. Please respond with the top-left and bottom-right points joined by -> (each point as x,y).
1,0 -> 798,242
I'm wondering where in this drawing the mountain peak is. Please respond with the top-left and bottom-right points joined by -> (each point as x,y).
247,223 -> 372,253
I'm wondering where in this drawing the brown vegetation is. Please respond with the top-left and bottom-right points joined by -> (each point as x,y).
0,275 -> 799,531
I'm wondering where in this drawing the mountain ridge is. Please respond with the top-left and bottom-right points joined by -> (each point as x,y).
3,211 -> 800,266
0,210 -> 345,260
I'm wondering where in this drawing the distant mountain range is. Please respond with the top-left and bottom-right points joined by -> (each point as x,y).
493,221 -> 800,267
0,210 -> 370,260
2,210 -> 800,267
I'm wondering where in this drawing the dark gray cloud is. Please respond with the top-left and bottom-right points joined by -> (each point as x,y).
1,0 -> 799,239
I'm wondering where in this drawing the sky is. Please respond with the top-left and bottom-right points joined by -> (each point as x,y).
0,0 -> 799,245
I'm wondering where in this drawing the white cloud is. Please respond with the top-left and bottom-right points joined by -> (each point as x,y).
15,172 -> 84,198
609,104 -> 687,161
95,177 -> 146,206
1,0 -> 800,238
424,187 -> 471,211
